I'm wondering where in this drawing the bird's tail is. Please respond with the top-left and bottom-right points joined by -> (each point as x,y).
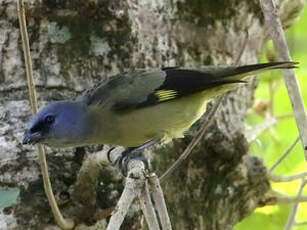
219,61 -> 298,80
198,61 -> 298,99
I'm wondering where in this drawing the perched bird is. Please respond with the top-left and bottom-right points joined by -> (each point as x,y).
23,62 -> 297,152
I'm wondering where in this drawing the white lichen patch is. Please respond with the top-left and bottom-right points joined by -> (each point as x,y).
90,35 -> 111,56
0,212 -> 17,230
215,185 -> 223,195
0,30 -> 7,45
48,22 -> 71,44
46,74 -> 66,87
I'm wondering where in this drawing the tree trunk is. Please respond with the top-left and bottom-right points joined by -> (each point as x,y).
0,0 -> 304,229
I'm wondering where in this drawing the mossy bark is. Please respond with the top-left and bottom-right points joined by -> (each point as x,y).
0,0 -> 304,229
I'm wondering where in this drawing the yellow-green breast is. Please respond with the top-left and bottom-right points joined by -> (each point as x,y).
114,91 -> 209,147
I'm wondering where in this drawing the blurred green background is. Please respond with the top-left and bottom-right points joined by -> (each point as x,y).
235,6 -> 307,230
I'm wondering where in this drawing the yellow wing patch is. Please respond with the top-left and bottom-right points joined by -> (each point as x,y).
155,90 -> 178,102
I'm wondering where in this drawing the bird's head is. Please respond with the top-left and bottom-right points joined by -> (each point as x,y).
23,101 -> 91,148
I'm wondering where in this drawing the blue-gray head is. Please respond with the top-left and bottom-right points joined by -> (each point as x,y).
23,101 -> 92,148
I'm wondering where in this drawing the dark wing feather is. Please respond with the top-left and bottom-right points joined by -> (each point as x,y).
129,69 -> 244,110
156,68 -> 243,95
80,68 -> 244,112
80,69 -> 167,109
115,68 -> 243,110
80,61 -> 297,111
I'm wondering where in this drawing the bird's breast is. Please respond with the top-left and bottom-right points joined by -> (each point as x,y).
108,92 -> 209,147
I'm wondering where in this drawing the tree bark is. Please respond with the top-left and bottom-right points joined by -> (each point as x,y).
0,0 -> 304,229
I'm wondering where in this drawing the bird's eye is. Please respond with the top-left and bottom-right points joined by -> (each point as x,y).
44,115 -> 55,125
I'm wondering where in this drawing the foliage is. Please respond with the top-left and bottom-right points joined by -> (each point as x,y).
236,6 -> 307,230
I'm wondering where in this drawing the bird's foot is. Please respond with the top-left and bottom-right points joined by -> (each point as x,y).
116,148 -> 149,178
109,140 -> 157,177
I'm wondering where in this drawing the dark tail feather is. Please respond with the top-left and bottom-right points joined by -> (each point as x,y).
221,61 -> 299,80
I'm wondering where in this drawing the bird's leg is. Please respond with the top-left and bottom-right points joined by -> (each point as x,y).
116,140 -> 158,177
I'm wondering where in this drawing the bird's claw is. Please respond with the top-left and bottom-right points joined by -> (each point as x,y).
116,149 -> 149,177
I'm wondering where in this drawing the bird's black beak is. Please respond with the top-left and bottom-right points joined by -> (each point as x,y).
22,130 -> 43,145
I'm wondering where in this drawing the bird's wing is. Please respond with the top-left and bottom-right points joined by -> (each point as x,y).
80,69 -> 167,109
80,67 -> 242,111
80,62 -> 297,111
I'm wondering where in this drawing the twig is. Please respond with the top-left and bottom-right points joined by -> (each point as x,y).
106,157 -> 166,230
244,114 -> 294,144
139,180 -> 161,230
276,194 -> 307,204
160,30 -> 249,182
269,136 -> 300,172
17,0 -> 74,229
296,221 -> 307,226
244,117 -> 278,143
284,179 -> 306,230
268,80 -> 275,116
234,30 -> 249,65
76,149 -> 170,230
276,114 -> 294,120
159,96 -> 223,182
106,177 -> 140,230
149,174 -> 172,230
260,0 -> 307,159
106,157 -> 147,230
264,186 -> 307,205
269,171 -> 307,182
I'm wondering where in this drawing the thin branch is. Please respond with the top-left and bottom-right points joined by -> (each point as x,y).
269,171 -> 307,182
260,0 -> 307,159
106,157 -> 147,230
149,174 -> 172,230
17,0 -> 74,229
234,30 -> 249,64
106,177 -> 140,230
75,149 -> 172,230
269,136 -> 300,172
268,80 -> 275,117
139,180 -> 161,230
159,95 -> 223,182
160,31 -> 248,182
295,221 -> 307,226
284,179 -> 306,230
244,117 -> 278,143
276,114 -> 294,120
105,157 -> 165,230
244,114 -> 293,144
17,3 -> 36,112
276,192 -> 307,204
76,148 -> 162,230
264,186 -> 307,205
75,148 -> 171,230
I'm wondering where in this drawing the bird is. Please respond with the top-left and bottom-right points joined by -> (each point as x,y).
23,62 -> 297,153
